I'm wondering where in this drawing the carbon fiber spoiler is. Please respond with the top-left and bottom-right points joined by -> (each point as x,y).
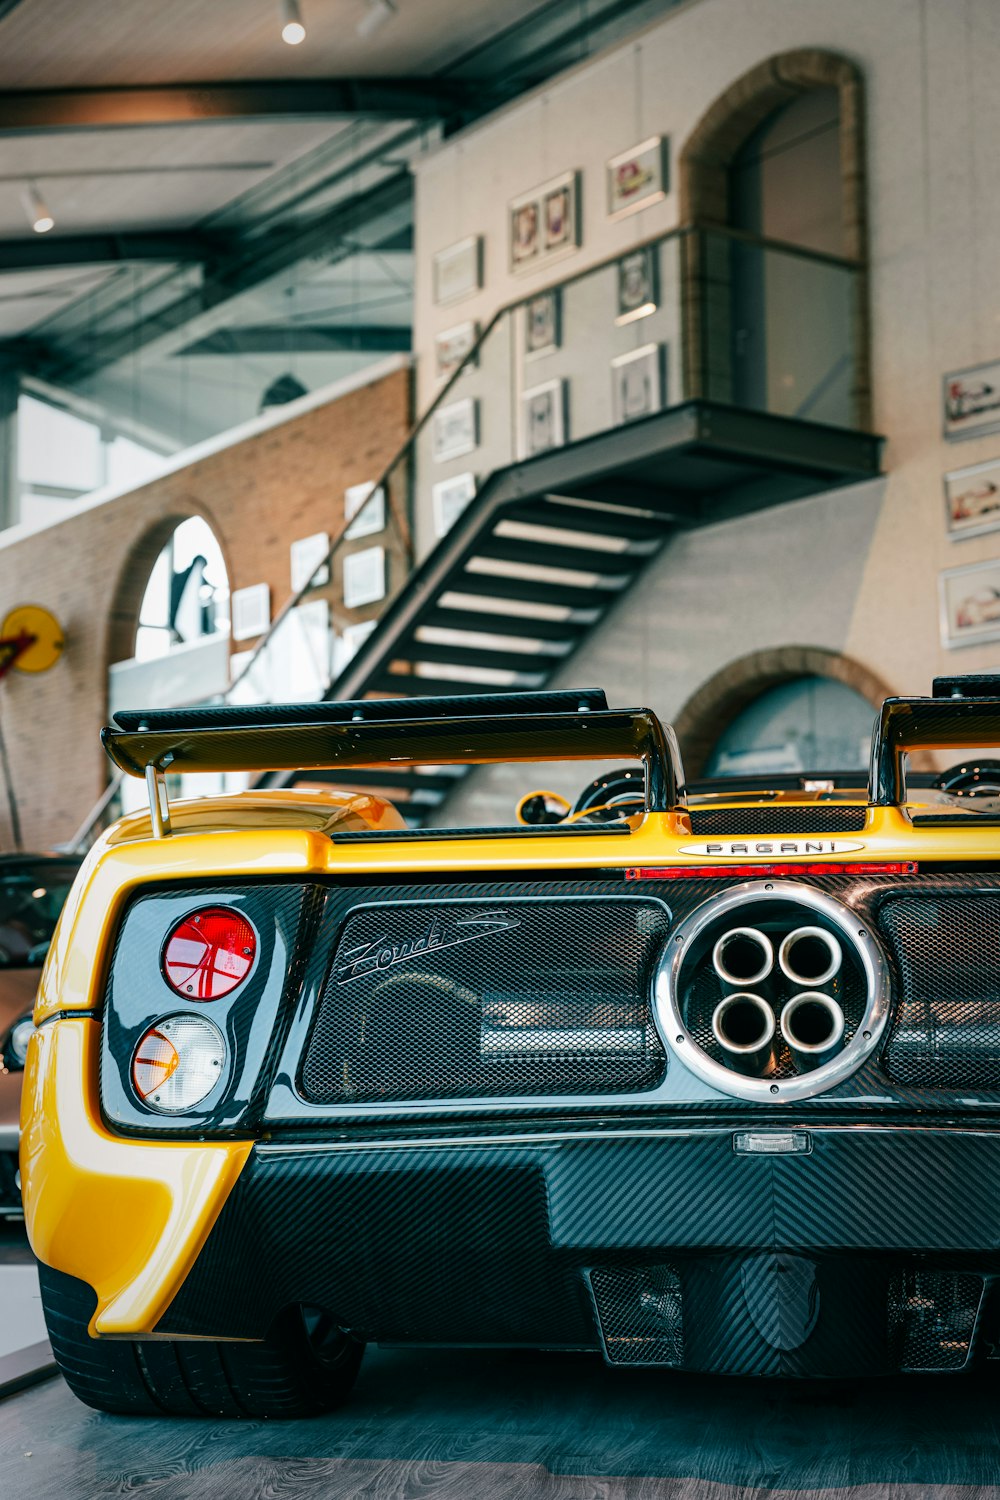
101,689 -> 686,837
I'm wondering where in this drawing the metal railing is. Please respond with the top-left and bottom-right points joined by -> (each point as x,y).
71,225 -> 866,848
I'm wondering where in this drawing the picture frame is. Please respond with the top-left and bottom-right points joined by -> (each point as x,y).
432,236 -> 483,306
289,531 -> 330,592
344,482 -> 385,540
432,397 -> 478,462
343,546 -> 386,610
230,582 -> 271,643
611,343 -> 663,425
509,172 -> 580,273
521,379 -> 566,458
616,246 -> 658,325
607,136 -> 669,219
939,558 -> 1000,648
943,358 -> 1000,441
525,290 -> 561,357
944,458 -> 1000,540
432,472 -> 477,536
434,321 -> 480,381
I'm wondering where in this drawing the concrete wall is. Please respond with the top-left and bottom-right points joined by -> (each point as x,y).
411,0 -> 1000,822
0,359 -> 411,850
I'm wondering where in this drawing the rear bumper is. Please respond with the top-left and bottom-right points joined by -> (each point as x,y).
158,1123 -> 1000,1377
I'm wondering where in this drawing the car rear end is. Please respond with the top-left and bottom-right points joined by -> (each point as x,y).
18,683 -> 1000,1408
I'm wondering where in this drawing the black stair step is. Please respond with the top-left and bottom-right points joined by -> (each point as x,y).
422,606 -> 582,643
299,767 -> 458,794
474,534 -> 642,576
369,673 -> 523,699
506,501 -> 669,542
392,640 -> 566,672
454,572 -> 608,610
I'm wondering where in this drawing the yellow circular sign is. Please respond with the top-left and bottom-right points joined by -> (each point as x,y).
1,605 -> 65,674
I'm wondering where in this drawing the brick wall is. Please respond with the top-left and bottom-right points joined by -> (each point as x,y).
0,360 -> 411,851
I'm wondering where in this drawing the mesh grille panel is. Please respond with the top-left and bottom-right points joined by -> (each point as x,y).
881,896 -> 1000,1088
590,1266 -> 684,1366
687,805 -> 866,835
300,898 -> 669,1103
887,1270 -> 983,1371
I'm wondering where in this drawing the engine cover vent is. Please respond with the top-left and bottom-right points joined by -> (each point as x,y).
688,806 -> 866,836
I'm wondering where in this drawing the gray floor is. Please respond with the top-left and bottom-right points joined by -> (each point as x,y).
1,1223 -> 1000,1500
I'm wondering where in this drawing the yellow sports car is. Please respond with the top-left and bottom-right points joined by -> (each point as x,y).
18,680 -> 1000,1415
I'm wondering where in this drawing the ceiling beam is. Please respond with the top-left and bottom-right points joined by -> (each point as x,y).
178,324 -> 410,356
27,170 -> 413,383
0,231 -> 223,272
0,80 -> 492,135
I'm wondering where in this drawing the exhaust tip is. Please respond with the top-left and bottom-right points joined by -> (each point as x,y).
780,991 -> 845,1070
778,926 -> 841,988
712,927 -> 774,987
712,992 -> 777,1076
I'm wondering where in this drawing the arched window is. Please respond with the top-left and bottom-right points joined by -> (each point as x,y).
134,516 -> 230,661
703,675 -> 875,778
681,51 -> 869,429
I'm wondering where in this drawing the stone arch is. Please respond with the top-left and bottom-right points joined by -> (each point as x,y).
673,645 -> 892,779
679,48 -> 870,427
104,502 -> 231,679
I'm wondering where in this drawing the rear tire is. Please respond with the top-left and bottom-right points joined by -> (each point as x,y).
38,1262 -> 364,1418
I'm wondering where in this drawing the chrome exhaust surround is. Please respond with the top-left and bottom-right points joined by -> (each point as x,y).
778,926 -> 842,989
712,927 -> 774,989
711,992 -> 777,1078
780,991 -> 846,1071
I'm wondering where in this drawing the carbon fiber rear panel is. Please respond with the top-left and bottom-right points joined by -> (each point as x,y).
881,895 -> 1000,1088
300,897 -> 670,1102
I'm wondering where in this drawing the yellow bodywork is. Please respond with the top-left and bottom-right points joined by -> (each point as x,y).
20,781 -> 1000,1337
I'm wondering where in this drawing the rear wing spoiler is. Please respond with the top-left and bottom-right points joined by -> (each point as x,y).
869,675 -> 1000,805
102,689 -> 686,837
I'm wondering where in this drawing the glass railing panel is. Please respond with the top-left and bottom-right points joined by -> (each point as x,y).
698,230 -> 859,428
507,235 -> 685,450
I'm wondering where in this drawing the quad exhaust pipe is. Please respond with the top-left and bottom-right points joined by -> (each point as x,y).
712,927 -> 774,989
710,920 -> 847,1077
778,926 -> 842,990
712,991 -> 777,1077
780,991 -> 845,1071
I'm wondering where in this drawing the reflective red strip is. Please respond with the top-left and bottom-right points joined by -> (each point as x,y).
625,862 -> 919,880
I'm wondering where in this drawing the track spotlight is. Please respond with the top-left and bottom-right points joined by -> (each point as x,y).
22,182 -> 54,234
280,0 -> 306,44
357,0 -> 397,38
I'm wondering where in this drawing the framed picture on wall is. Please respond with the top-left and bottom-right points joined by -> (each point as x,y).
343,546 -> 386,610
344,482 -> 385,540
944,457 -> 1000,540
525,290 -> 561,356
432,397 -> 478,462
289,531 -> 330,591
943,359 -> 1000,441
434,321 -> 480,381
611,344 -> 663,425
521,379 -> 566,458
940,557 -> 1000,647
432,472 -> 477,536
432,236 -> 483,306
607,136 -> 669,219
616,247 -> 658,325
509,172 -> 580,272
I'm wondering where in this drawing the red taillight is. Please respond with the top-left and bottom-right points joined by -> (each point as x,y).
162,907 -> 257,999
625,862 -> 919,880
